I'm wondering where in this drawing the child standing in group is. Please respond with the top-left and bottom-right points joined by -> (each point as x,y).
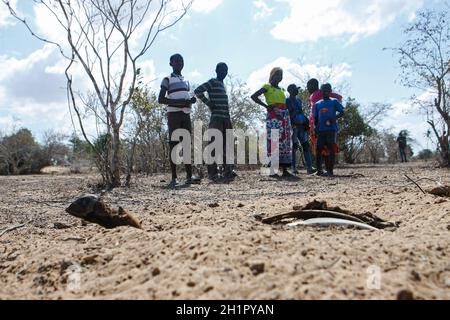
307,79 -> 343,168
158,54 -> 199,188
286,84 -> 314,175
194,63 -> 236,182
313,84 -> 345,177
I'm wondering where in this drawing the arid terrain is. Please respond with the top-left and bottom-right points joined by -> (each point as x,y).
0,162 -> 449,300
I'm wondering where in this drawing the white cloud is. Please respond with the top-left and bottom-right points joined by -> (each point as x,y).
253,0 -> 274,20
0,1 -> 192,140
31,2 -> 159,90
138,59 -> 158,87
192,0 -> 223,13
188,70 -> 202,79
32,1 -> 187,56
0,44 -> 74,137
380,91 -> 435,150
0,41 -> 160,140
271,0 -> 424,43
33,2 -> 69,46
0,114 -> 21,134
247,57 -> 352,92
0,0 -> 18,27
0,45 -> 67,104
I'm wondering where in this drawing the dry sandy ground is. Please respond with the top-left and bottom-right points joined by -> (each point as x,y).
0,163 -> 449,300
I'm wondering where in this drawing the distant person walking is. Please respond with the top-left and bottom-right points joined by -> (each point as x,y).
439,131 -> 450,164
313,84 -> 345,177
397,132 -> 408,163
194,63 -> 236,182
439,131 -> 449,152
251,68 -> 293,177
158,54 -> 199,188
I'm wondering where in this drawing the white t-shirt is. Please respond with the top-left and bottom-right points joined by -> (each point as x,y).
161,73 -> 191,114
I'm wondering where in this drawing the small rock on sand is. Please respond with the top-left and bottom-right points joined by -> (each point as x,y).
152,268 -> 161,276
204,286 -> 214,293
53,222 -> 72,229
397,289 -> 414,300
82,255 -> 98,265
249,263 -> 265,276
410,271 -> 421,282
251,213 -> 263,221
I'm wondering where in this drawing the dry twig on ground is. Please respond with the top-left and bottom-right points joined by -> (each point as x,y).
405,174 -> 426,194
0,224 -> 26,238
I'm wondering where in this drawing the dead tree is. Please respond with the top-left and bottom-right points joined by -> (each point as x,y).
2,0 -> 192,187
387,9 -> 450,166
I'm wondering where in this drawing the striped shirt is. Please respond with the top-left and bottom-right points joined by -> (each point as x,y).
161,73 -> 191,114
194,78 -> 230,120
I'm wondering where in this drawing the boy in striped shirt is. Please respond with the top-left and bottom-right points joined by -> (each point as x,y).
159,54 -> 198,188
194,63 -> 235,182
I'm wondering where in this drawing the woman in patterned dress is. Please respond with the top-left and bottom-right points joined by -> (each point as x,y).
251,67 -> 293,177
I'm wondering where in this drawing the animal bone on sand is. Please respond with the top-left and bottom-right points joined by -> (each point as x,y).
262,209 -> 365,225
287,218 -> 379,231
66,195 -> 142,229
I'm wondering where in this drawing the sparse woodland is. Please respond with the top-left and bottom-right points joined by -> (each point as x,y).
0,3 -> 447,185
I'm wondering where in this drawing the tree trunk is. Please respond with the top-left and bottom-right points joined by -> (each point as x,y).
125,137 -> 138,187
11,159 -> 18,175
111,127 -> 121,188
428,120 -> 450,167
439,137 -> 449,167
444,141 -> 450,167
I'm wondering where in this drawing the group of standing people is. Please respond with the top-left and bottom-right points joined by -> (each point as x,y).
250,69 -> 344,178
158,54 -> 235,188
158,54 -> 345,188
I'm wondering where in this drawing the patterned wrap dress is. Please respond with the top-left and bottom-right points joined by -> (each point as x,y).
262,84 -> 292,167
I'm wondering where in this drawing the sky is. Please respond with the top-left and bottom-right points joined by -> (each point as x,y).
0,0 -> 448,151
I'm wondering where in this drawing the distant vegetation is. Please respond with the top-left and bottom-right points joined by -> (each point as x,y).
0,129 -> 68,175
389,9 -> 449,166
0,85 -> 438,177
1,3 -> 447,182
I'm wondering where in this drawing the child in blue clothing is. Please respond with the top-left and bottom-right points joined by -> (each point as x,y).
286,84 -> 314,175
313,83 -> 345,177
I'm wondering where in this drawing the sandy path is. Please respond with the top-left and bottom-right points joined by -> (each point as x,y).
0,163 -> 449,299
